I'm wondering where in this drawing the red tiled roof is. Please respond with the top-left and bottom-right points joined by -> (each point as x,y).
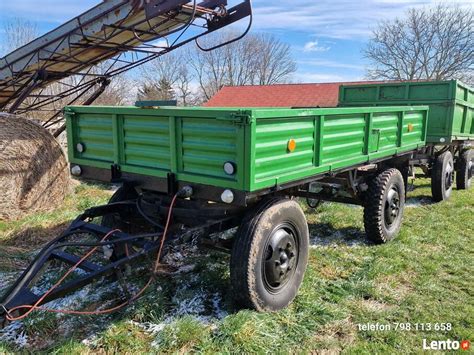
204,81 -> 382,108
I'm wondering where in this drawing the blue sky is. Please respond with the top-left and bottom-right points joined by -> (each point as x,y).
0,0 -> 472,83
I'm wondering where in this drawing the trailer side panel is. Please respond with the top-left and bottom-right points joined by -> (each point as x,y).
339,80 -> 474,144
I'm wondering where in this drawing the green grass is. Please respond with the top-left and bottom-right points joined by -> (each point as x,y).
0,178 -> 472,354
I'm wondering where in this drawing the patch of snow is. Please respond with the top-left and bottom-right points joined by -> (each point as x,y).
210,292 -> 228,319
0,321 -> 28,348
129,248 -> 229,348
406,197 -> 432,207
213,227 -> 238,240
2,241 -> 227,350
175,264 -> 196,274
310,230 -> 369,248
0,272 -> 20,297
130,320 -> 169,335
172,286 -> 207,317
81,334 -> 99,347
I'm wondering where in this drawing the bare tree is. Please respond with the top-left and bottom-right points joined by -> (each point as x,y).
365,5 -> 474,84
2,18 -> 39,54
137,79 -> 175,102
2,19 -> 40,113
138,52 -> 196,105
189,31 -> 297,101
91,61 -> 133,106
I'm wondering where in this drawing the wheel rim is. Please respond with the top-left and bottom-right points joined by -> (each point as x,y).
384,187 -> 400,227
445,160 -> 454,190
262,223 -> 298,293
468,159 -> 473,181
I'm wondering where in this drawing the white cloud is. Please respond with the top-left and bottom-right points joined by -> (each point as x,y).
251,0 -> 474,39
293,72 -> 363,83
303,41 -> 330,52
298,59 -> 366,71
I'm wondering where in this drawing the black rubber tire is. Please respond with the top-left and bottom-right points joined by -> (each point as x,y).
230,198 -> 309,312
431,151 -> 454,202
364,168 -> 405,244
456,149 -> 473,190
101,185 -> 138,230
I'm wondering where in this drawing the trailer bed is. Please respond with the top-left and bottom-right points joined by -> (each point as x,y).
66,105 -> 428,203
339,80 -> 473,144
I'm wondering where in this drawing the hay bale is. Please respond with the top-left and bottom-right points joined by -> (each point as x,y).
0,113 -> 70,221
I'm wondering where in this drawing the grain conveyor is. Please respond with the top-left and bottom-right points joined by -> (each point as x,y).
0,0 -> 252,135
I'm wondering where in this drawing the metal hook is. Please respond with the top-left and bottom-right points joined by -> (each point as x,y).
195,0 -> 253,52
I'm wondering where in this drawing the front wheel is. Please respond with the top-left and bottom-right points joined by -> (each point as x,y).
431,151 -> 454,202
364,168 -> 405,244
456,149 -> 473,190
230,198 -> 309,312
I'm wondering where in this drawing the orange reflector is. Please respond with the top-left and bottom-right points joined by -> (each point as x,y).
287,139 -> 297,152
407,123 -> 414,132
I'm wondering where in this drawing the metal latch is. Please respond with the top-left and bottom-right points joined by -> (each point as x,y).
216,113 -> 252,125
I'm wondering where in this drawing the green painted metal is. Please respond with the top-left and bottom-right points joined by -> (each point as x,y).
339,80 -> 474,144
66,105 -> 428,192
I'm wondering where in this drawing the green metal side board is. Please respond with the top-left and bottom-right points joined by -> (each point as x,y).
66,105 -> 428,193
339,80 -> 474,144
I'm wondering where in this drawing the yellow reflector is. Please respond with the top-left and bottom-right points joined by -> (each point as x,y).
287,139 -> 297,152
407,123 -> 414,132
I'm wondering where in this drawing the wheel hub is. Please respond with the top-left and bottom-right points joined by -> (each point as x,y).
263,226 -> 298,291
384,187 -> 400,226
445,161 -> 454,189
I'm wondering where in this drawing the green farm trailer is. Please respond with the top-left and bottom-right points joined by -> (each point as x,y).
64,105 -> 428,205
340,80 -> 473,201
2,82 -> 472,321
1,103 -> 432,319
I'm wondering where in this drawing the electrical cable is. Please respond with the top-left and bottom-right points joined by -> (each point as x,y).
136,195 -> 164,230
5,192 -> 180,321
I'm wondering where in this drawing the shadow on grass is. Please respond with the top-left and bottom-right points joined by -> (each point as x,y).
409,182 -> 432,189
0,222 -> 70,249
405,195 -> 435,207
308,222 -> 372,247
0,222 -> 71,272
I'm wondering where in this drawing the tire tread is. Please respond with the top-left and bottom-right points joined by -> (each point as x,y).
364,168 -> 404,244
456,149 -> 472,190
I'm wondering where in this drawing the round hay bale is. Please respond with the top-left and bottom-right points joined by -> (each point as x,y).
0,113 -> 70,221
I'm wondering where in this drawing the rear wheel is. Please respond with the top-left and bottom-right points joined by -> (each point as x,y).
431,151 -> 454,202
230,198 -> 309,312
364,168 -> 405,244
456,149 -> 473,190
